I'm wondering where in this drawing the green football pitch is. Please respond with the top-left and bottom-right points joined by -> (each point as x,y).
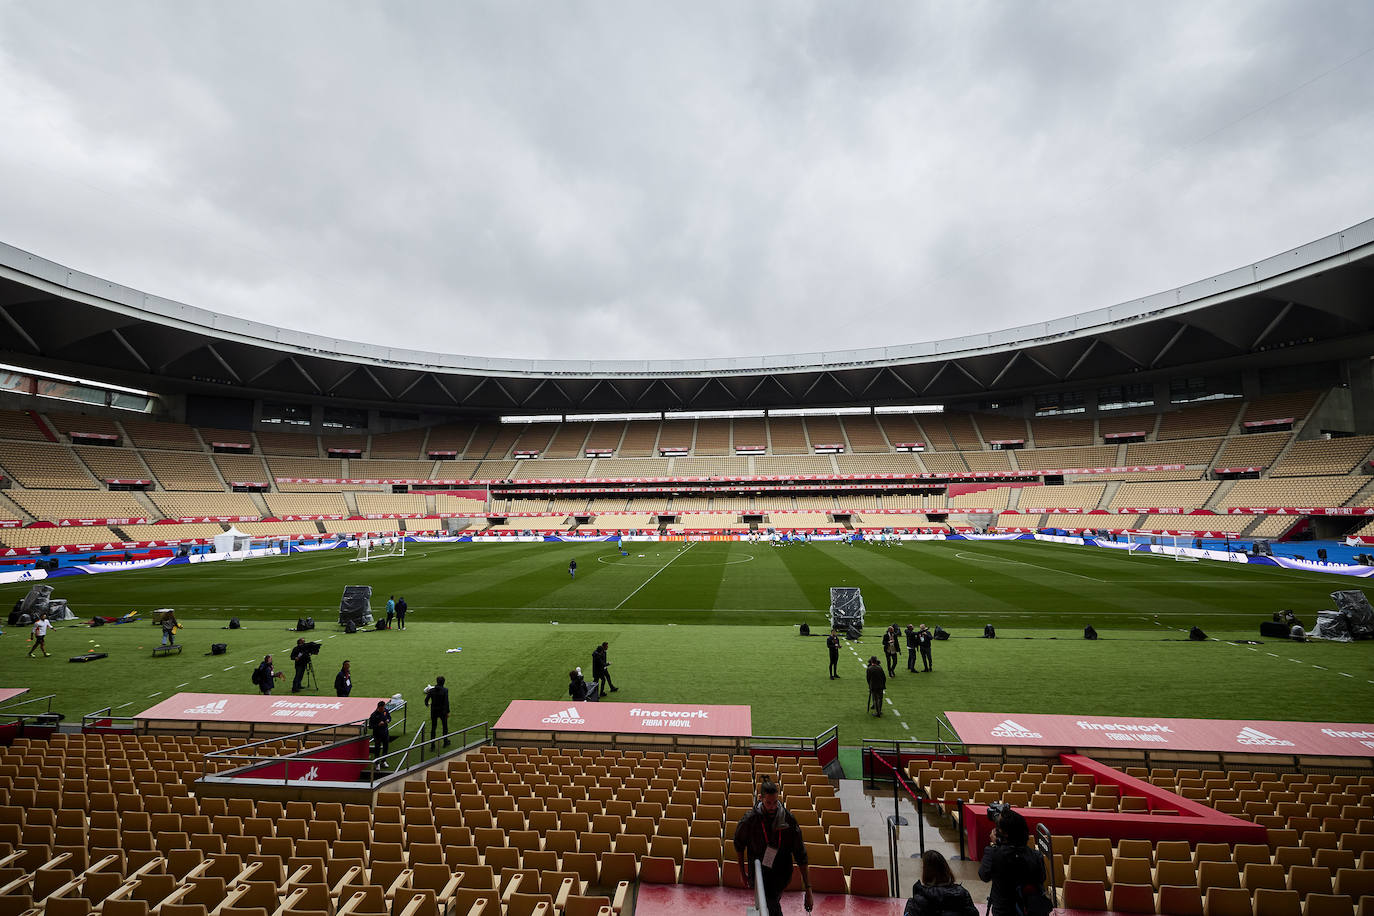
2,539 -> 1370,744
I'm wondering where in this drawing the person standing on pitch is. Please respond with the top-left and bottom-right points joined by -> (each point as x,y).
883,626 -> 900,677
866,655 -> 886,717
395,596 -> 408,630
425,676 -> 450,749
290,638 -> 310,693
917,624 -> 934,672
568,558 -> 577,579
385,595 -> 396,628
334,660 -> 352,697
734,779 -> 813,916
826,628 -> 841,679
905,624 -> 918,672
27,613 -> 51,658
592,641 -> 618,693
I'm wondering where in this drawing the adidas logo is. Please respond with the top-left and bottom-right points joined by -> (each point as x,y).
1235,727 -> 1294,747
183,699 -> 228,716
541,706 -> 586,725
989,718 -> 1042,739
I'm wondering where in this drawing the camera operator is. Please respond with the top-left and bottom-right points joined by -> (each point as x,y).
977,807 -> 1047,916
290,638 -> 312,693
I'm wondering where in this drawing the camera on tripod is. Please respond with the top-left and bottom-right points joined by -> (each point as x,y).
301,641 -> 322,656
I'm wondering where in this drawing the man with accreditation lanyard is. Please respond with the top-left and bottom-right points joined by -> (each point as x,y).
734,779 -> 813,914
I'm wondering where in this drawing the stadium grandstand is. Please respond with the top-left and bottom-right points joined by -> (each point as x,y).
2,225 -> 1373,916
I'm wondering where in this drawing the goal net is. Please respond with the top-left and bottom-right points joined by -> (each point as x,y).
1125,532 -> 1198,561
350,535 -> 406,563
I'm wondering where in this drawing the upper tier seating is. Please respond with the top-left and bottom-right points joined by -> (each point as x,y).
141,451 -> 224,491
6,489 -> 150,521
621,420 -> 664,457
49,411 -> 123,441
1240,389 -> 1320,424
919,453 -> 967,474
776,511 -> 832,526
670,456 -> 747,476
75,446 -> 155,482
422,422 -> 477,455
1015,445 -> 1119,471
877,414 -> 926,449
544,422 -> 593,458
547,497 -> 589,513
197,426 -> 255,448
0,442 -> 99,488
841,415 -> 890,453
834,454 -> 921,475
949,488 -> 1012,510
263,493 -> 350,517
1016,483 -> 1106,511
753,456 -> 836,477
1109,481 -> 1219,511
962,451 -> 1014,472
430,459 -> 480,478
253,429 -> 320,456
584,457 -> 670,478
792,496 -> 836,509
265,457 -> 345,480
1125,438 -> 1224,466
690,418 -> 730,456
1157,400 -> 1242,440
119,418 -> 202,450
590,513 -> 656,529
323,519 -> 401,535
583,420 -> 627,455
1212,432 -> 1292,469
149,492 -> 262,519
320,433 -> 367,454
767,418 -> 808,454
513,459 -> 593,479
1099,413 -> 1159,439
435,495 -> 487,514
466,422 -> 522,460
1030,416 -> 1094,447
975,413 -> 1029,445
367,427 -> 428,459
347,459 -> 439,479
1269,437 -> 1374,477
1215,477 -> 1364,509
731,418 -> 767,452
803,415 -> 846,452
473,459 -> 518,478
211,454 -> 272,485
0,407 -> 50,439
668,513 -> 740,529
355,494 -> 429,516
511,423 -> 558,456
942,414 -> 983,450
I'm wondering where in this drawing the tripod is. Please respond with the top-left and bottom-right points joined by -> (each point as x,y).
304,657 -> 317,692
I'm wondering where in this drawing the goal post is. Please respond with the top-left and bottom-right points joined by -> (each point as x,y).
349,535 -> 406,563
1170,534 -> 1200,562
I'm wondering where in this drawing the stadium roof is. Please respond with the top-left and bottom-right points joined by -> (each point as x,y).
2,219 -> 1372,416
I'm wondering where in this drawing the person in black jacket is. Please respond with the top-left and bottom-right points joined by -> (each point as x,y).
425,676 -> 450,750
905,849 -> 978,916
866,655 -> 886,717
254,655 -> 283,695
395,597 -> 408,630
592,642 -> 618,693
916,624 -> 934,672
290,638 -> 310,693
334,660 -> 352,697
905,624 -> 918,672
978,809 -> 1046,916
733,780 -> 812,915
826,629 -> 841,679
368,701 -> 392,759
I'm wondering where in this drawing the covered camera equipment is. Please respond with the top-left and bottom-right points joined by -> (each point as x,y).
339,585 -> 374,629
1083,625 -> 1098,640
828,587 -> 865,634
932,625 -> 949,640
296,617 -> 315,631
982,624 -> 996,639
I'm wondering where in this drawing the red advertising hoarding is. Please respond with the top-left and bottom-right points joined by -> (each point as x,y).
135,693 -> 390,726
494,700 -> 752,738
945,711 -> 1374,757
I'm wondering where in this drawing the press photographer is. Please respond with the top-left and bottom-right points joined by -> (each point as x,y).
977,805 -> 1048,916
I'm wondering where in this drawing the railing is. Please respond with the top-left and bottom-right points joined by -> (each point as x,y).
861,734 -> 967,783
865,748 -> 923,896
0,694 -> 58,736
753,859 -> 768,916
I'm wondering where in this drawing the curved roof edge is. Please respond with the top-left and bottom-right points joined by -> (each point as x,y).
2,219 -> 1372,380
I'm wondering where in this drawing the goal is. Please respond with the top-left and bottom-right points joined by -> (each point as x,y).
350,535 -> 407,563
1125,532 -> 1197,561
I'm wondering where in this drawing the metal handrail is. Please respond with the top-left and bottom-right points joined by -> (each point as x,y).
753,859 -> 768,916
0,694 -> 56,721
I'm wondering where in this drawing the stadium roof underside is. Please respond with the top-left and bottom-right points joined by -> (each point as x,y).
1,220 -> 1372,416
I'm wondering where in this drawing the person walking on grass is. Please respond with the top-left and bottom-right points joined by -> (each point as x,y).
27,613 -> 51,658
866,655 -> 886,717
568,558 -> 577,579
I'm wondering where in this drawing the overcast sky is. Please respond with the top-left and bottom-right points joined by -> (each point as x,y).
1,2 -> 1371,363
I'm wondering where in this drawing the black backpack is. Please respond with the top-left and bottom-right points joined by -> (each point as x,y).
250,666 -> 264,687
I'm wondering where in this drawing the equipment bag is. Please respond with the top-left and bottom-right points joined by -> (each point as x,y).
211,643 -> 227,656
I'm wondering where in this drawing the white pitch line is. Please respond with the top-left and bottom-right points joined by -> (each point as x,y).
615,543 -> 696,609
176,682 -> 190,688
147,692 -> 161,698
1339,672 -> 1353,678
224,667 -> 236,671
1312,666 -> 1327,670
113,702 -> 132,711
200,674 -> 214,679
958,550 -> 1106,582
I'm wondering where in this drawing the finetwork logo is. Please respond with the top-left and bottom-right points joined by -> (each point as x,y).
1235,727 -> 1295,748
989,719 -> 1042,739
541,706 -> 586,725
183,699 -> 228,716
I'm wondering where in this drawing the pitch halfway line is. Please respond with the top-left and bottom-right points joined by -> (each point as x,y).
614,542 -> 696,610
